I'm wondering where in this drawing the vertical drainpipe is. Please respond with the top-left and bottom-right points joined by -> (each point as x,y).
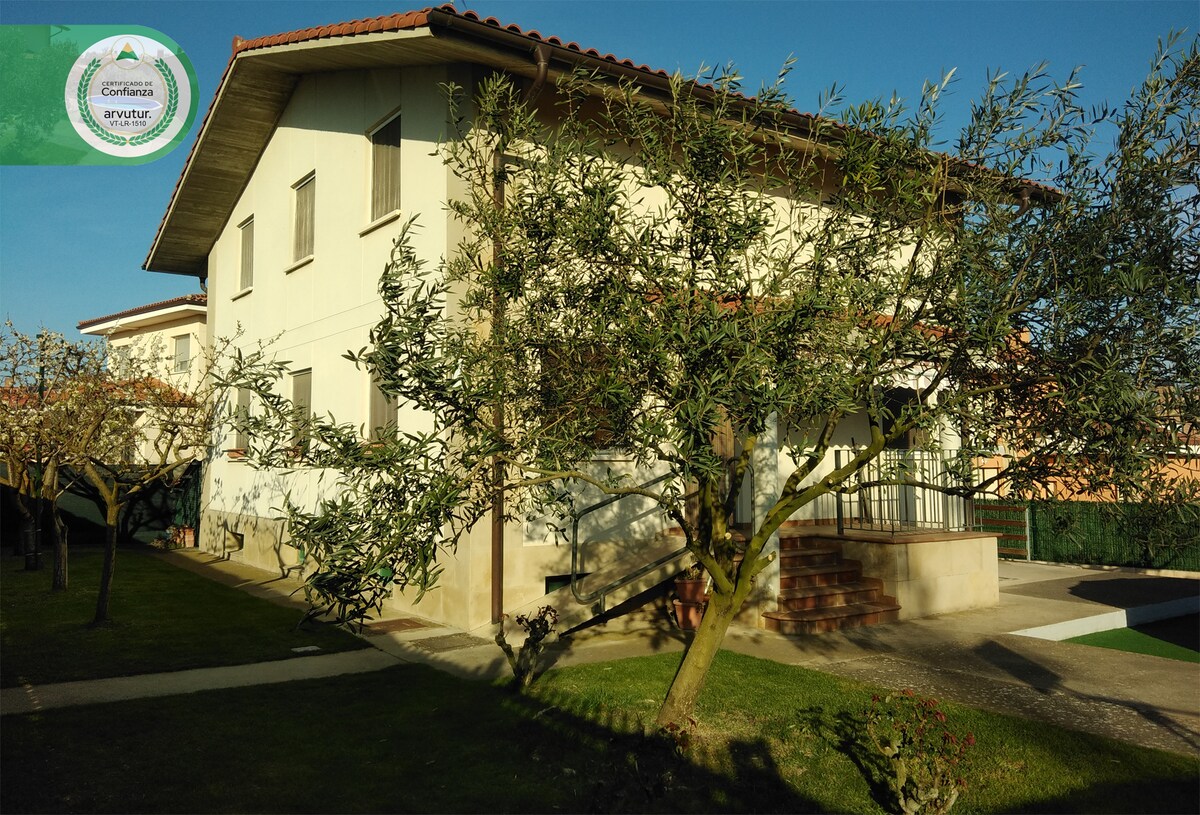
491,44 -> 551,624
490,145 -> 506,624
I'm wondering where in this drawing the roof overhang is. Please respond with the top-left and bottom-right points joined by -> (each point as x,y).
145,13 -> 559,277
79,303 -> 207,336
145,6 -> 1060,278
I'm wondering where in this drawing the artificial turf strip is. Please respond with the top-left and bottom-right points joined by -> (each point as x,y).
1067,614 -> 1200,664
3,652 -> 1197,814
1,547 -> 367,687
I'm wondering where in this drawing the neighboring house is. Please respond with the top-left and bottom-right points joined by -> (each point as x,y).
78,293 -> 209,464
142,8 -> 1000,633
78,293 -> 209,389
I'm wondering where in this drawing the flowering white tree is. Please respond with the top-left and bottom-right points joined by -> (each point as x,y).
1,323 -> 233,622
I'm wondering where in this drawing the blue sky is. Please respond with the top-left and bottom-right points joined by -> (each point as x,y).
1,0 -> 1195,340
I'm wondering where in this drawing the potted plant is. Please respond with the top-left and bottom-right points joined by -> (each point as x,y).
673,561 -> 708,603
672,561 -> 708,630
168,524 -> 195,548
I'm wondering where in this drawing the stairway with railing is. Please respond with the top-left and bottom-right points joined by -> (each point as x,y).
568,474 -> 688,615
761,523 -> 901,634
506,448 -> 990,634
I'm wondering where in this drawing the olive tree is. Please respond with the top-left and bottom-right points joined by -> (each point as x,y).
228,36 -> 1198,726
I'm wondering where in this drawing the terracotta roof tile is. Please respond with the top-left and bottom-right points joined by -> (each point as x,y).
228,6 -> 688,89
232,7 -> 438,54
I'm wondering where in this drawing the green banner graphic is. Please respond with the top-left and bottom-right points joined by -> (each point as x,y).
1,25 -> 198,165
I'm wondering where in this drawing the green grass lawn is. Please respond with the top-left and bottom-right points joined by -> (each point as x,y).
2,650 -> 1197,814
1,546 -> 367,687
1067,614 -> 1200,663
2,548 -> 1197,813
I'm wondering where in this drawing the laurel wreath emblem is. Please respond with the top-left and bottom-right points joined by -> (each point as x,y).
77,57 -> 179,148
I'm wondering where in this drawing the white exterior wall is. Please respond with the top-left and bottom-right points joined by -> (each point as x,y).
85,311 -> 208,463
194,64 -> 658,631
195,62 -> 982,632
200,65 -> 497,628
101,314 -> 208,392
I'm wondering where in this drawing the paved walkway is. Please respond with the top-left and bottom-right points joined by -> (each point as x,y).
3,550 -> 1197,756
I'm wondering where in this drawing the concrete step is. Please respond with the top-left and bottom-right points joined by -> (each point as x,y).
776,546 -> 842,567
762,600 -> 902,635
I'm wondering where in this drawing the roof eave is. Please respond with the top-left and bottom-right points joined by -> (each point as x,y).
145,27 -> 455,276
78,304 -> 207,336
145,8 -> 1060,276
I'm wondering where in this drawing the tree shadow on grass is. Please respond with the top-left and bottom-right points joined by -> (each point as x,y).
799,704 -> 897,815
1132,613 -> 1200,653
1,663 -> 828,814
513,684 -> 828,813
1010,778 -> 1200,815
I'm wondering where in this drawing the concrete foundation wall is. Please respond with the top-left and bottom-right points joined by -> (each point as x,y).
839,532 -> 1000,619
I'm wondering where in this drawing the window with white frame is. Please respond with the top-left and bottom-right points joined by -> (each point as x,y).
173,334 -> 191,374
370,113 -> 402,221
293,172 -> 315,261
238,216 -> 254,291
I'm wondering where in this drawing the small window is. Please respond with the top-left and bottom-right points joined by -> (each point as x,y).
109,345 -> 131,374
370,114 -> 402,221
293,173 -> 315,261
238,216 -> 254,291
173,334 -> 191,374
291,369 -> 313,449
368,375 -> 396,441
233,388 -> 251,451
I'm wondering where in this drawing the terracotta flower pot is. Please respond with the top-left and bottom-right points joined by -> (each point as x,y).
673,599 -> 706,631
674,577 -> 708,604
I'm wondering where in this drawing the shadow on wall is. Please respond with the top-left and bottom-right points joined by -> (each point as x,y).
203,471 -> 296,578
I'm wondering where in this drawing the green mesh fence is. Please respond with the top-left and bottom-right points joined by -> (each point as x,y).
1029,500 -> 1200,571
170,463 -> 203,529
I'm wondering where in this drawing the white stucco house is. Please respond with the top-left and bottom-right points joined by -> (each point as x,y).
78,293 -> 209,387
142,7 -> 1001,635
78,293 -> 210,462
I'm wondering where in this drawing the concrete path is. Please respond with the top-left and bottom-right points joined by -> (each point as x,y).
3,549 -> 1197,757
1,649 -> 398,715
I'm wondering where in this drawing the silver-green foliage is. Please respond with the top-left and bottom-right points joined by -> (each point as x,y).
227,39 -> 1198,709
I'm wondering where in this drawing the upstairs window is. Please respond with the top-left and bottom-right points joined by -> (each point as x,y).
109,345 -> 131,374
173,334 -> 191,374
238,216 -> 254,291
293,172 -> 316,261
370,114 -> 402,221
